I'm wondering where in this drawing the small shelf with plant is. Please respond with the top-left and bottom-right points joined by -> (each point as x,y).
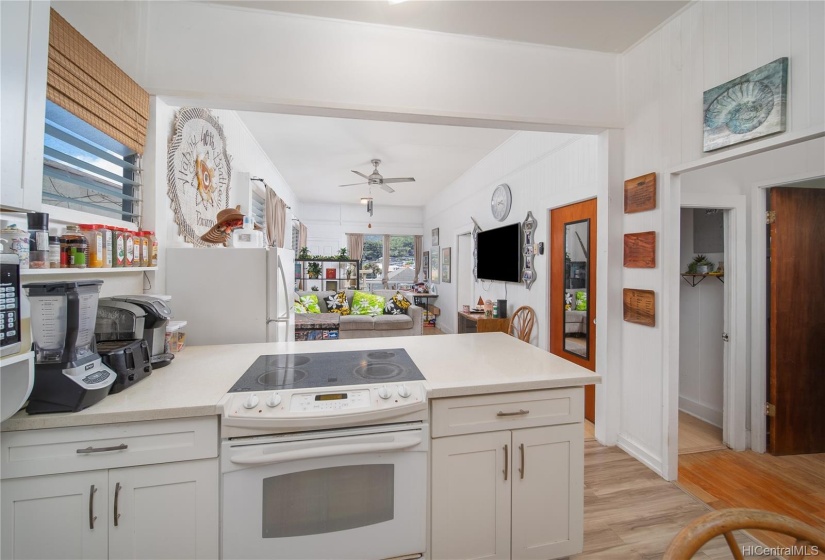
295,247 -> 360,290
681,254 -> 724,286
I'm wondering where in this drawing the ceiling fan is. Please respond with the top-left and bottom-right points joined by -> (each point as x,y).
338,159 -> 415,193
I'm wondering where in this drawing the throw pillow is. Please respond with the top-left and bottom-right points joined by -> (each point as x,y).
299,294 -> 321,314
575,291 -> 587,311
324,291 -> 351,315
294,300 -> 307,314
351,291 -> 385,316
564,292 -> 573,311
385,291 -> 411,315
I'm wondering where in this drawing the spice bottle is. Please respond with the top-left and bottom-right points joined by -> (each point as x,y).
112,228 -> 125,267
26,212 -> 50,269
48,236 -> 61,268
124,230 -> 134,267
145,231 -> 158,267
61,225 -> 88,268
78,224 -> 104,268
101,226 -> 113,267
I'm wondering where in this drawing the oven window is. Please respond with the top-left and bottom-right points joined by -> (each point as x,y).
262,464 -> 394,538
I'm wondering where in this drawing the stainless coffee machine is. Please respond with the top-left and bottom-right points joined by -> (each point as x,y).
96,295 -> 174,368
24,280 -> 116,414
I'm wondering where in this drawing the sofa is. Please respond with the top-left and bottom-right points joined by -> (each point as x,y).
295,289 -> 423,339
565,288 -> 589,334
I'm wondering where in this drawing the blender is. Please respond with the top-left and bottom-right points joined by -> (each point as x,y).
24,280 -> 115,413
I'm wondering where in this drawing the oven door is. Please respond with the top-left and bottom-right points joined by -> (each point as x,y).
221,424 -> 427,560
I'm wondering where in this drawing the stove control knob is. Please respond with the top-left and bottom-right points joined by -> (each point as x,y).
377,386 -> 392,400
243,394 -> 259,409
397,384 -> 412,399
266,393 -> 282,408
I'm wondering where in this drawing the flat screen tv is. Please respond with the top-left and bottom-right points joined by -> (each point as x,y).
476,223 -> 522,283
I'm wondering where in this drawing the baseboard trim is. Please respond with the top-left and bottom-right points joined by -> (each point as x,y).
617,434 -> 664,478
679,396 -> 723,428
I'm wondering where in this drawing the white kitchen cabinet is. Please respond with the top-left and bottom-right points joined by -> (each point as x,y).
1,0 -> 48,212
0,417 -> 219,560
430,389 -> 584,560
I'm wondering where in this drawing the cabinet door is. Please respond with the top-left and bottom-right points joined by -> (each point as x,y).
511,424 -> 583,560
431,431 -> 511,560
1,471 -> 109,560
108,459 -> 219,560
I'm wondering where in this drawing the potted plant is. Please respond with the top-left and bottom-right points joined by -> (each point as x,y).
688,254 -> 714,274
307,261 -> 322,279
337,248 -> 348,260
298,247 -> 310,260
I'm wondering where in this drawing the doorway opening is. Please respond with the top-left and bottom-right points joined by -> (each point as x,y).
677,207 -> 727,456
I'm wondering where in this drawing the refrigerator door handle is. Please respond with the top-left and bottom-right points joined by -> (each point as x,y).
277,255 -> 291,319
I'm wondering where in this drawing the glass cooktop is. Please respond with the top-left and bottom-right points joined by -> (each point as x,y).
227,348 -> 425,393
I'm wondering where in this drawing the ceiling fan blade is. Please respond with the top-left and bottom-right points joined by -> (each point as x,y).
351,170 -> 370,179
339,182 -> 368,187
381,177 -> 415,184
380,184 -> 395,193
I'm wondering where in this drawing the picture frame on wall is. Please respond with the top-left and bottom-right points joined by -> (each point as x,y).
432,228 -> 440,246
431,247 -> 440,284
441,247 -> 451,283
422,251 -> 430,281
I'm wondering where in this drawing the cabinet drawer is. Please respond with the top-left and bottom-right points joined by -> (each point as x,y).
1,416 -> 218,479
431,388 -> 583,438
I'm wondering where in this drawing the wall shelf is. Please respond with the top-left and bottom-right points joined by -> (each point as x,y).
21,267 -> 157,276
681,273 -> 724,287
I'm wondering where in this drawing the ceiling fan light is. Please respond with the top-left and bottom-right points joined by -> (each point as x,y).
360,197 -> 372,205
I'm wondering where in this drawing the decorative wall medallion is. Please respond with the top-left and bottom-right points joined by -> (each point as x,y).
441,247 -> 451,283
491,183 -> 512,222
522,211 -> 537,290
703,58 -> 788,152
167,108 -> 232,246
623,289 -> 655,327
623,231 -> 656,268
624,173 -> 656,214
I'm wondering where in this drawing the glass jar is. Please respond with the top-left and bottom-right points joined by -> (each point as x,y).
112,228 -> 125,267
61,226 -> 88,269
48,236 -> 61,268
78,224 -> 104,268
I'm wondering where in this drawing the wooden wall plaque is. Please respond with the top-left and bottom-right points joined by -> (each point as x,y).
623,231 -> 656,268
623,289 -> 655,327
624,172 -> 657,213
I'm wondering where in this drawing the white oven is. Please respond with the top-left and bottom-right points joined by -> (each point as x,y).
221,422 -> 428,560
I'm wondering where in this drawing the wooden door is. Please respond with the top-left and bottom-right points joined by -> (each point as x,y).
769,187 -> 825,455
1,471 -> 109,560
431,431 -> 511,560
550,199 -> 597,422
511,424 -> 584,560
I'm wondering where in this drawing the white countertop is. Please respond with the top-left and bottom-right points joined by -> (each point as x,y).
1,333 -> 600,432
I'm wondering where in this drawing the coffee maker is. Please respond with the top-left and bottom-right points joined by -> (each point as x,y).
24,280 -> 116,414
97,295 -> 174,368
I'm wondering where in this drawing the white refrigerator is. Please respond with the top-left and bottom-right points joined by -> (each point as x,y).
166,247 -> 294,345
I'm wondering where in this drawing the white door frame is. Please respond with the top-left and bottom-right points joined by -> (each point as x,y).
678,194 -> 748,456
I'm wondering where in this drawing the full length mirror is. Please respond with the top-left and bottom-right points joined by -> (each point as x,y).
563,219 -> 590,358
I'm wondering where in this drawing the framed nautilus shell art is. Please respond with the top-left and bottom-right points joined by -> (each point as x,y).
703,57 -> 788,152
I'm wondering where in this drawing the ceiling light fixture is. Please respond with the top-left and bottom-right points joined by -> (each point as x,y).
360,197 -> 371,205
388,0 -> 408,5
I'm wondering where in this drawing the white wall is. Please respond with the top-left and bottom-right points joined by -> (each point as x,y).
622,0 -> 825,476
424,132 -> 597,346
678,208 -> 724,427
52,1 -> 621,131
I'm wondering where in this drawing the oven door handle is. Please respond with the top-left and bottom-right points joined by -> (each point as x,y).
228,434 -> 423,466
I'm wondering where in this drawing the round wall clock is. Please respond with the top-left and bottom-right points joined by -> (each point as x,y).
167,107 -> 232,246
491,183 -> 512,222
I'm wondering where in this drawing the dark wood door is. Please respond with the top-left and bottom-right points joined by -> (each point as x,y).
550,199 -> 597,422
769,187 -> 825,455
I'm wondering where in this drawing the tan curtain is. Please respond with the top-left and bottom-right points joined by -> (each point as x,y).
47,10 -> 149,153
382,235 -> 391,288
265,187 -> 287,248
346,234 -> 364,262
299,223 -> 308,251
414,235 -> 423,282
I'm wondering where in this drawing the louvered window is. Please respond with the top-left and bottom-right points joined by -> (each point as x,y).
42,9 -> 148,223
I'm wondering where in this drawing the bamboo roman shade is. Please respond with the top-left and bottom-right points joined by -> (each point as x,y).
47,9 -> 149,154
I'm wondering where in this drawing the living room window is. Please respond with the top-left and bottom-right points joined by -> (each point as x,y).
361,235 -> 416,290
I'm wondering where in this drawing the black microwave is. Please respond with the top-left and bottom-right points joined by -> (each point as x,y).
0,253 -> 22,357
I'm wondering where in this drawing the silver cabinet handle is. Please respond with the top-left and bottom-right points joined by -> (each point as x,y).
519,443 -> 525,479
497,409 -> 529,417
503,444 -> 509,481
77,443 -> 128,454
89,485 -> 98,530
114,482 -> 122,527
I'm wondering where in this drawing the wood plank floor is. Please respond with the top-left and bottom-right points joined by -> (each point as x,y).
678,448 -> 825,551
679,411 -> 726,455
575,442 -> 773,559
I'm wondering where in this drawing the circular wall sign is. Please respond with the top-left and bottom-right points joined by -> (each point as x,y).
167,108 -> 232,246
491,183 -> 512,222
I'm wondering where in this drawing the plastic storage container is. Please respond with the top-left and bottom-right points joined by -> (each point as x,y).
124,230 -> 135,267
1,226 -> 30,269
26,212 -> 50,269
144,231 -> 158,267
78,224 -> 104,268
112,228 -> 125,267
137,232 -> 149,267
165,320 -> 187,353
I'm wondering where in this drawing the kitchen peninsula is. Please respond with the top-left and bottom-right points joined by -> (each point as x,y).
1,333 -> 599,560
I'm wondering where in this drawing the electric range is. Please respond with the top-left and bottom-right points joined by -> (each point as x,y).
220,348 -> 429,437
